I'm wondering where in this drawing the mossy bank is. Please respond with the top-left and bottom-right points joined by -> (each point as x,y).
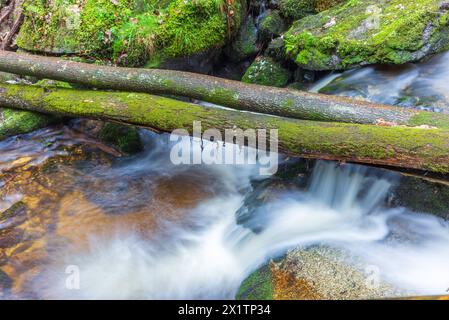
16,0 -> 246,67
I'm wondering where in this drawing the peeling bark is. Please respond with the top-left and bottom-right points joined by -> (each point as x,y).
0,82 -> 448,175
0,51 -> 448,128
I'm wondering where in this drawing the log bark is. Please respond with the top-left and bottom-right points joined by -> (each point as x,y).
0,51 -> 448,129
1,82 -> 448,174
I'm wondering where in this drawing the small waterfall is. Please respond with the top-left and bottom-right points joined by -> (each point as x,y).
14,136 -> 449,299
254,0 -> 267,29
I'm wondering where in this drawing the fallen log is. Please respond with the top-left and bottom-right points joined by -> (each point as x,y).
0,82 -> 448,174
0,51 -> 448,128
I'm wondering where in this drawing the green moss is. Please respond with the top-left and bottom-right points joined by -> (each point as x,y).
258,10 -> 286,43
242,57 -> 291,87
279,0 -> 346,21
16,0 -> 81,54
3,83 -> 449,174
34,79 -> 73,89
16,0 -> 133,55
393,177 -> 449,220
236,265 -> 273,300
156,0 -> 241,58
98,122 -> 143,154
0,108 -> 58,141
17,0 -> 244,65
226,18 -> 258,62
408,112 -> 449,129
279,0 -> 315,21
284,0 -> 449,70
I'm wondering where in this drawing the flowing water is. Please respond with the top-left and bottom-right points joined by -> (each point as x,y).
313,51 -> 449,113
1,53 -> 449,300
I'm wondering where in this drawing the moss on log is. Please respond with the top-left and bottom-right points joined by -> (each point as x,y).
1,51 -> 449,128
0,83 -> 448,174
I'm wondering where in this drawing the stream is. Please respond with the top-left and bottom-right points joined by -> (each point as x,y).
1,53 -> 449,300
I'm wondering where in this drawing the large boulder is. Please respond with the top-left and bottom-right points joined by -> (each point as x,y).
237,246 -> 399,300
16,0 -> 246,68
284,0 -> 449,70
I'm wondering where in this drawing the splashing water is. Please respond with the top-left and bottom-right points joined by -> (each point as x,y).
3,132 -> 446,299
318,51 -> 449,112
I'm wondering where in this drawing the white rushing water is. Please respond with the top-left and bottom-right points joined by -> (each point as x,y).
23,134 -> 449,299
318,51 -> 449,112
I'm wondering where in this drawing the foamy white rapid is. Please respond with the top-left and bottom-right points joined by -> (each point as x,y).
22,133 -> 449,299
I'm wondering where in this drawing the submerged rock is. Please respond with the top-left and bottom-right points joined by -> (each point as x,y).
391,176 -> 449,220
271,246 -> 399,299
242,56 -> 291,86
71,119 -> 143,155
98,122 -> 143,155
284,0 -> 449,70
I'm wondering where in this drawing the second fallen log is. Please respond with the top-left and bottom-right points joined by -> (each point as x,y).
0,83 -> 448,174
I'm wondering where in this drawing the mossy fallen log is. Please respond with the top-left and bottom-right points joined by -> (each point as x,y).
0,82 -> 448,174
0,51 -> 449,128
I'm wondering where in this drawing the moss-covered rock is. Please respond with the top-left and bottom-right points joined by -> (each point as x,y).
0,108 -> 57,141
17,0 -> 246,67
242,56 -> 291,87
284,0 -> 449,70
236,265 -> 274,300
392,176 -> 449,220
314,0 -> 347,12
98,122 -> 143,154
279,0 -> 345,21
258,10 -> 286,43
238,246 -> 398,300
279,0 -> 315,21
225,17 -> 259,62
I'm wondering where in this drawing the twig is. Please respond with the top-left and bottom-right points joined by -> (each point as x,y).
0,2 -> 14,26
1,10 -> 23,50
